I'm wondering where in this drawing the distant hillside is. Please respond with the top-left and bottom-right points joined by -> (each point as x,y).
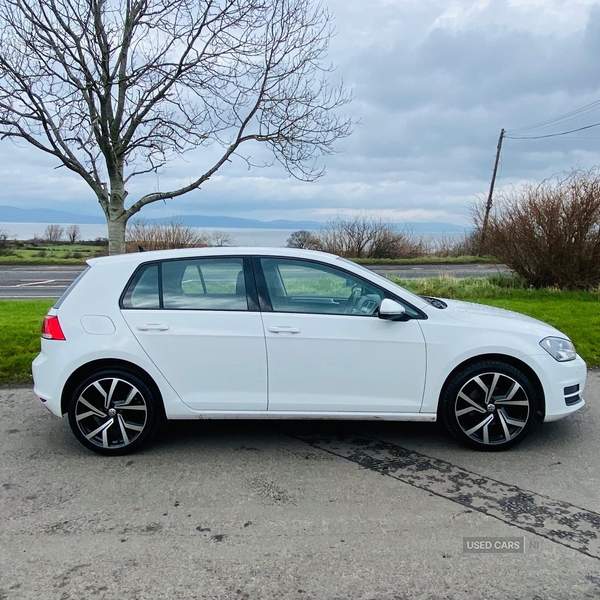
148,214 -> 323,230
0,205 -> 470,233
0,205 -> 105,224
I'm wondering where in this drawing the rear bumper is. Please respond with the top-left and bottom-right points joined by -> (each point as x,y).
32,349 -> 64,417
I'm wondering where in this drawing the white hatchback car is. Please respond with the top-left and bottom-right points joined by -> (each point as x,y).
33,247 -> 586,455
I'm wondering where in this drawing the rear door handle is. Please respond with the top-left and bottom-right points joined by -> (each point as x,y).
137,323 -> 169,331
268,326 -> 301,334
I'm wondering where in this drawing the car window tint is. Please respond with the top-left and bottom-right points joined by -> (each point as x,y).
122,263 -> 160,309
162,258 -> 248,310
260,258 -> 384,316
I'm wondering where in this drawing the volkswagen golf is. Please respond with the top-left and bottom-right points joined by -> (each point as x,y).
32,247 -> 587,455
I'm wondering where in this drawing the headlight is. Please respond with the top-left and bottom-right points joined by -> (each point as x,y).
540,337 -> 577,362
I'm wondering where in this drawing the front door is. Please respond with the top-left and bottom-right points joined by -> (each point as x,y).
121,256 -> 267,411
256,257 -> 427,413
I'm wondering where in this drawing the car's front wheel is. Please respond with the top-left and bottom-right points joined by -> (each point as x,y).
440,360 -> 538,451
68,369 -> 161,455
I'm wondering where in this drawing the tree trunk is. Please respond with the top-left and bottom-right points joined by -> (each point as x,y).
107,216 -> 127,255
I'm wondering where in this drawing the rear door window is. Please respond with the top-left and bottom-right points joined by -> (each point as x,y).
162,258 -> 247,310
122,258 -> 249,311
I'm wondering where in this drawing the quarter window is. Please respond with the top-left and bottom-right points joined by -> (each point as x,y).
122,263 -> 160,309
260,258 -> 384,316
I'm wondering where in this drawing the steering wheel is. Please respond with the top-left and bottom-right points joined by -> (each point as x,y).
345,285 -> 363,314
354,294 -> 380,316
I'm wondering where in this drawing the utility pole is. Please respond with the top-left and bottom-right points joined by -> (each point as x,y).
479,128 -> 505,255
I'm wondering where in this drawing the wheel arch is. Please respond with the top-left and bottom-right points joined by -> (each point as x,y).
61,358 -> 166,418
437,353 -> 546,421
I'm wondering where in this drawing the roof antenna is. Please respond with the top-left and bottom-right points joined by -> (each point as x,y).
138,245 -> 147,252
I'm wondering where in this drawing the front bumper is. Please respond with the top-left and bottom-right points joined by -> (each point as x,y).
535,353 -> 587,422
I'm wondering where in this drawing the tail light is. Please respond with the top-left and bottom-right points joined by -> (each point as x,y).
41,315 -> 66,340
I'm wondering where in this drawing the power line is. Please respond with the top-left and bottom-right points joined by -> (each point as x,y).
506,99 -> 600,135
505,120 -> 600,140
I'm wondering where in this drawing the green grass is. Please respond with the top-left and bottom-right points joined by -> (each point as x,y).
0,243 -> 106,265
1,276 -> 597,386
395,276 -> 600,368
0,299 -> 54,385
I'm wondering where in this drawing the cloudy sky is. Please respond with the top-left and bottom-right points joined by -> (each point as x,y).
2,0 -> 600,226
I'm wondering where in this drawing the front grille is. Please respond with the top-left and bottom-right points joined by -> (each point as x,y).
564,384 -> 582,406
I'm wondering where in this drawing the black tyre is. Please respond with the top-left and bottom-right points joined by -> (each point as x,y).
68,369 -> 162,455
440,360 -> 538,451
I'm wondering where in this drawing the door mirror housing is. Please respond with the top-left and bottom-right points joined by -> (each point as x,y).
378,298 -> 408,321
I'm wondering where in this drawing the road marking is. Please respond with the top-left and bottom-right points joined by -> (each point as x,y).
293,433 -> 600,560
15,279 -> 56,287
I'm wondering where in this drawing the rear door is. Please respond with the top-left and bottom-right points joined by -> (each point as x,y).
121,256 -> 267,411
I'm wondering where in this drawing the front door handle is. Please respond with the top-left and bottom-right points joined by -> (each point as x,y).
268,326 -> 301,334
137,323 -> 169,331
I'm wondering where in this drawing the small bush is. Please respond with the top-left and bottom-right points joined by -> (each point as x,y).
480,168 -> 600,289
287,216 -> 429,259
431,231 -> 482,257
126,218 -> 211,252
286,230 -> 320,249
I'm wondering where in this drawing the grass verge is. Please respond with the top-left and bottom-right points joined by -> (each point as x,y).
0,299 -> 54,385
0,243 -> 106,265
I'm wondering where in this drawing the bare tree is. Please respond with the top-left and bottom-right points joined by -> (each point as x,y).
65,224 -> 81,244
286,229 -> 320,249
207,231 -> 234,247
44,224 -> 64,243
0,0 -> 352,254
0,228 -> 9,249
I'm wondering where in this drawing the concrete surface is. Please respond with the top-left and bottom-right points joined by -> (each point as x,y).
0,263 -> 512,298
1,372 -> 599,600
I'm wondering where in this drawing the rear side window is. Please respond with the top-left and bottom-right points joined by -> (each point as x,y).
54,266 -> 90,309
121,264 -> 160,309
162,258 -> 247,310
121,258 -> 248,311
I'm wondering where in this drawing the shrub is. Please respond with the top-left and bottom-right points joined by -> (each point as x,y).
480,169 -> 600,289
126,218 -> 211,252
288,216 -> 429,259
286,230 -> 320,249
431,231 -> 482,258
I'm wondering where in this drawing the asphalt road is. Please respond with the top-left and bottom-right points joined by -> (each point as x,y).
0,263 -> 512,299
1,373 -> 599,599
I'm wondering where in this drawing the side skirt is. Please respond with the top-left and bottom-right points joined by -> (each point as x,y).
166,410 -> 438,422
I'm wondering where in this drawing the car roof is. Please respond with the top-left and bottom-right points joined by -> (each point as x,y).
87,246 -> 340,267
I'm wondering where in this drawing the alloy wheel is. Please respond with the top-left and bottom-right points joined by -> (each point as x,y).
454,372 -> 530,446
73,377 -> 148,450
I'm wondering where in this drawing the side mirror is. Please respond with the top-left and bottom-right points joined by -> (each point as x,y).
378,298 -> 408,321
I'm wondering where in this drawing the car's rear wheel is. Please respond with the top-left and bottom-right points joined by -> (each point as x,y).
68,369 -> 161,455
440,361 -> 538,451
